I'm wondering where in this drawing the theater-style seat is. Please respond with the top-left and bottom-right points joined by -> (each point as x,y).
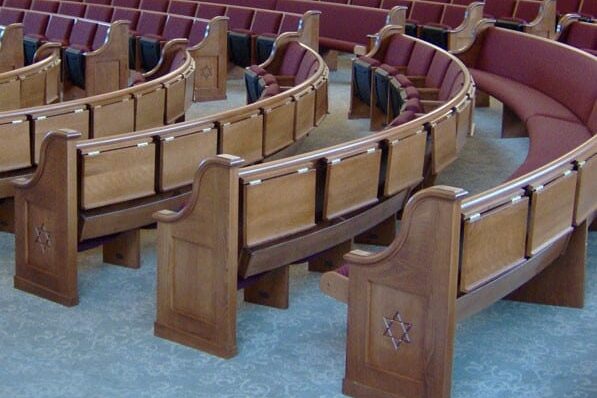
0,8 -> 24,25
112,0 -> 139,8
85,4 -> 113,22
31,0 -> 59,13
188,20 -> 208,46
406,2 -> 444,36
139,0 -> 169,12
3,0 -> 31,10
558,20 -> 597,55
495,0 -> 540,31
24,14 -> 72,65
139,15 -> 191,71
168,0 -> 197,16
135,12 -> 167,71
58,2 -> 86,17
420,6 -> 466,49
229,10 -> 282,67
64,20 -> 98,89
255,13 -> 301,64
196,3 -> 225,20
111,8 -> 140,69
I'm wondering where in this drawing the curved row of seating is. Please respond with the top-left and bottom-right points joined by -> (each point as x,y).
320,24 -> 596,398
0,38 -> 196,200
557,14 -> 596,55
0,3 -> 232,101
0,38 -> 61,111
9,31 -> 330,309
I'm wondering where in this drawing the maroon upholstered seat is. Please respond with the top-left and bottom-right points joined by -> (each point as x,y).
556,0 -> 582,16
424,51 -> 451,88
91,24 -> 109,51
580,0 -> 597,18
404,42 -> 435,76
437,61 -> 462,101
351,0 -> 381,7
168,0 -> 197,17
408,2 -> 444,25
0,8 -> 24,25
45,15 -> 74,45
278,42 -> 307,75
23,12 -> 49,36
139,0 -> 169,13
382,34 -> 415,66
278,14 -> 301,33
3,0 -> 31,10
196,4 -> 226,20
188,20 -> 208,46
86,0 -> 111,5
58,2 -> 86,17
112,0 -> 139,8
111,8 -> 140,31
31,0 -> 59,13
558,21 -> 597,55
250,10 -> 282,35
68,20 -> 97,52
136,12 -> 166,37
389,110 -> 416,126
484,0 -> 516,19
381,0 -> 412,13
440,5 -> 466,29
85,5 -> 113,22
295,51 -> 319,84
160,15 -> 193,41
226,7 -> 254,31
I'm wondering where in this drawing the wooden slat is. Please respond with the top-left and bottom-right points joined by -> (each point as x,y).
314,78 -> 328,126
33,109 -> 89,163
0,119 -> 30,172
431,112 -> 457,174
80,140 -> 156,210
262,100 -> 295,156
459,196 -> 529,293
243,167 -> 316,247
158,128 -> 218,191
527,170 -> 577,256
574,155 -> 596,225
384,129 -> 427,197
323,148 -> 382,220
219,114 -> 263,164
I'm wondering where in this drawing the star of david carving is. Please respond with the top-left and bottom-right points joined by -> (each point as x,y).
34,223 -> 52,253
200,64 -> 212,80
383,311 -> 412,351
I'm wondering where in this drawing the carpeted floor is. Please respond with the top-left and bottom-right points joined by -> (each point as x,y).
0,57 -> 594,397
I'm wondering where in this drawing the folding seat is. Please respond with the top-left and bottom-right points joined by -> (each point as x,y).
58,2 -> 87,17
484,0 -> 516,20
406,2 -> 444,37
135,12 -> 167,71
3,0 -> 31,9
196,3 -> 226,20
64,20 -> 98,88
111,8 -> 141,68
255,13 -> 300,64
188,20 -> 208,47
167,0 -> 197,16
139,15 -> 192,70
31,0 -> 59,13
85,4 -> 113,22
495,0 -> 541,31
139,0 -> 169,13
22,12 -> 50,64
229,10 -> 281,67
0,8 -> 24,26
226,7 -> 255,66
420,6 -> 466,49
112,0 -> 140,8
91,24 -> 109,50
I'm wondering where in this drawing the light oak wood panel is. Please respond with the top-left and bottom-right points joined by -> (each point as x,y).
574,155 -> 596,225
384,130 -> 427,197
0,119 -> 30,172
262,100 -> 295,156
91,98 -> 135,138
33,110 -> 90,163
80,140 -> 156,210
0,79 -> 20,111
431,113 -> 458,174
294,88 -> 316,140
20,71 -> 46,108
220,114 -> 263,164
135,87 -> 166,130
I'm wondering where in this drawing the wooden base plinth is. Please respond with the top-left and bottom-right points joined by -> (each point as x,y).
14,275 -> 79,307
154,322 -> 237,359
308,240 -> 352,273
103,229 -> 141,269
244,266 -> 289,309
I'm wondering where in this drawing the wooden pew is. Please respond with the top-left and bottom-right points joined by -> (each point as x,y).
0,41 -> 60,111
0,22 -> 24,72
320,134 -> 596,397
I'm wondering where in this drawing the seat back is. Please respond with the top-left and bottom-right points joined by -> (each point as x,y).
136,11 -> 166,36
57,2 -> 86,17
139,0 -> 169,12
382,33 -> 414,66
513,0 -> 541,23
559,21 -> 597,52
437,60 -> 460,101
168,0 -> 197,16
278,13 -> 300,33
441,5 -> 466,29
225,7 -> 254,30
409,2 -> 444,25
23,11 -> 49,36
251,10 -> 282,34
278,41 -> 307,75
91,23 -> 109,50
352,0 -> 381,7
85,4 -> 112,22
112,0 -> 139,8
3,0 -> 31,9
294,50 -> 319,85
405,41 -> 435,76
580,0 -> 597,18
196,3 -> 226,19
31,0 -> 59,13
425,51 -> 451,88
111,8 -> 140,30
484,0 -> 516,18
162,15 -> 193,41
45,15 -> 74,43
188,20 -> 208,46
69,20 -> 97,49
86,0 -> 111,5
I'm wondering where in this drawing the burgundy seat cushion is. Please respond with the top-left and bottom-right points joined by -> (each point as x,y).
23,12 -> 49,36
382,34 -> 415,66
251,11 -> 282,35
425,52 -> 451,88
406,42 -> 435,76
509,116 -> 592,179
85,5 -> 113,22
188,21 -> 208,47
357,55 -> 381,67
278,42 -> 306,75
168,0 -> 197,16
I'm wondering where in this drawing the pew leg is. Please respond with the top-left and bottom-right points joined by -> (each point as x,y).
355,216 -> 396,246
308,240 -> 352,272
507,221 -> 587,308
244,266 -> 289,309
0,198 -> 14,233
501,105 -> 527,138
475,89 -> 490,107
321,49 -> 338,71
589,218 -> 596,231
102,229 -> 141,269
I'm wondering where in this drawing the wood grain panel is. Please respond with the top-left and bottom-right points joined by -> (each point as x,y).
91,98 -> 135,138
263,100 -> 295,156
460,197 -> 529,293
20,71 -> 46,108
220,114 -> 263,164
574,155 -> 596,225
294,88 -> 316,140
314,79 -> 328,126
384,130 -> 427,196
0,79 -> 20,111
323,149 -> 382,220
0,120 -> 30,172
527,171 -> 577,256
80,141 -> 156,210
158,129 -> 218,191
431,113 -> 457,174
135,88 -> 165,130
165,77 -> 186,123
34,110 -> 89,163
243,169 -> 316,247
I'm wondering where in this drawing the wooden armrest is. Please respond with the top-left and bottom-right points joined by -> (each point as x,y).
320,271 -> 349,304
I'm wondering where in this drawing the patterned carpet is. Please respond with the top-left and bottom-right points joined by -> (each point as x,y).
0,59 -> 595,397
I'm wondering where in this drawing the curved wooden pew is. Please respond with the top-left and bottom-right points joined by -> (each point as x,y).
10,32 -> 329,308
320,25 -> 596,398
139,29 -> 471,357
0,39 -> 195,204
557,14 -> 597,56
0,20 -> 24,71
0,41 -> 60,111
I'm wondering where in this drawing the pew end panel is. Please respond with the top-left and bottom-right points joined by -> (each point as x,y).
383,127 -> 427,197
524,0 -> 557,39
0,23 -> 24,72
0,116 -> 30,173
154,155 -> 244,358
14,130 -> 81,307
90,95 -> 135,138
448,2 -> 485,52
188,16 -> 228,102
261,98 -> 296,156
218,112 -> 264,164
340,186 -> 467,398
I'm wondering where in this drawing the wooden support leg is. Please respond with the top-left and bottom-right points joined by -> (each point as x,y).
103,229 -> 141,269
501,105 -> 527,138
244,266 -> 289,309
308,240 -> 352,272
0,198 -> 14,233
355,216 -> 396,246
475,89 -> 490,107
507,221 -> 587,308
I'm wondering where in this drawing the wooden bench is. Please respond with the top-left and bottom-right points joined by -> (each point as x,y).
0,41 -> 60,111
148,29 -> 473,358
10,32 -> 330,306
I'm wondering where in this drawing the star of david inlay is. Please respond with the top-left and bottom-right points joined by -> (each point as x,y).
383,311 -> 412,351
200,64 -> 213,80
34,223 -> 52,253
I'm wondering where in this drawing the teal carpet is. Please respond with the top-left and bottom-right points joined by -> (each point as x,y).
0,60 -> 595,397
